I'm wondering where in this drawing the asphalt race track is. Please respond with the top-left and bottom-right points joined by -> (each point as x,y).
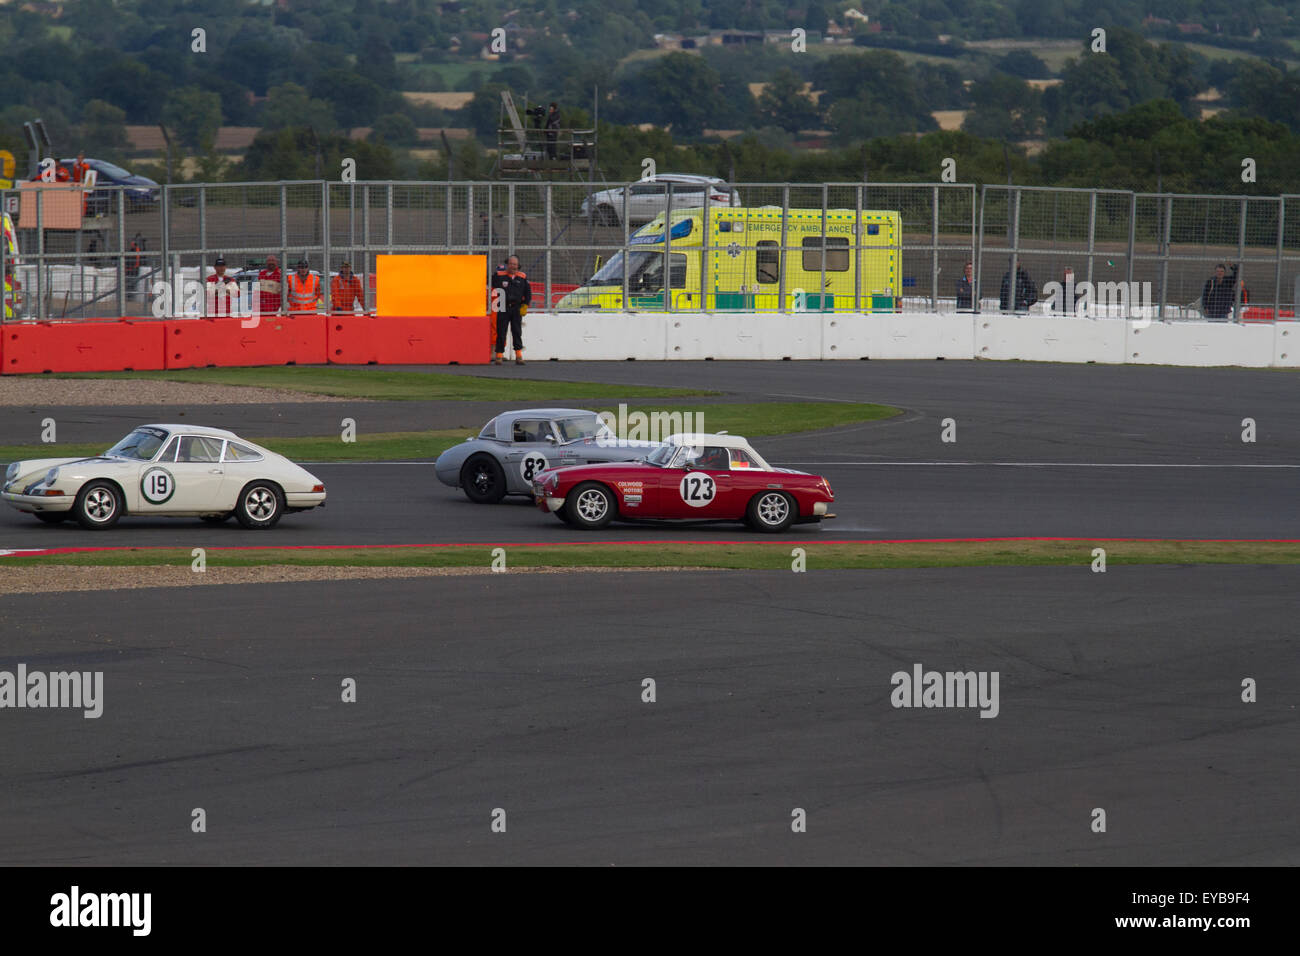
2,567 -> 1296,865
2,360 -> 1298,866
3,361 -> 1299,547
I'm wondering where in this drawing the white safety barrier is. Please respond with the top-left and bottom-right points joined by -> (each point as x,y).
521,311 -> 1300,368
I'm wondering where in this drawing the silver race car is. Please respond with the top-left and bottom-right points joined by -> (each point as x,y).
435,408 -> 661,503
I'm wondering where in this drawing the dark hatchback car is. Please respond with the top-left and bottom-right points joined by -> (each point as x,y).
30,158 -> 161,213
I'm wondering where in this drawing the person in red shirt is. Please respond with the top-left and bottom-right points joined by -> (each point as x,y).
205,256 -> 239,317
330,260 -> 364,312
257,254 -> 282,315
71,152 -> 89,183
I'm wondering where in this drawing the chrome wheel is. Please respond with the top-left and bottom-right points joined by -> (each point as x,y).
244,487 -> 276,520
84,487 -> 117,522
756,493 -> 789,525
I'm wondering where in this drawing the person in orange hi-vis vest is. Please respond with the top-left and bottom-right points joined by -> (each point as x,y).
286,258 -> 322,313
330,260 -> 364,312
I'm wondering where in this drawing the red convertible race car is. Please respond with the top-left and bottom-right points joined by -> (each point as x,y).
532,433 -> 835,532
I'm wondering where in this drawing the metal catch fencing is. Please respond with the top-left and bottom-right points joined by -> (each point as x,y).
3,181 -> 1298,322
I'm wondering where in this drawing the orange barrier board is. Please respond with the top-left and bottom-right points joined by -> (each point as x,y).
2,319 -> 164,374
375,254 -> 486,316
328,315 -> 490,365
163,315 -> 328,369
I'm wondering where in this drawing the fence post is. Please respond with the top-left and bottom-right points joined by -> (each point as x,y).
1008,188 -> 1020,313
974,186 -> 985,314
1275,197 -> 1285,318
198,183 -> 206,260
362,183 -> 372,311
115,187 -> 126,316
387,182 -> 395,255
819,183 -> 828,313
465,183 -> 473,255
930,185 -> 939,313
278,183 -> 288,316
665,183 -> 674,313
544,182 -> 552,312
1125,192 -> 1136,289
779,184 -> 789,313
854,184 -> 862,313
1234,196 -> 1247,322
445,183 -> 452,251
158,184 -> 169,322
1164,196 -> 1175,323
321,181 -> 331,314
701,187 -> 710,313
621,186 -> 629,310
1086,190 -> 1097,288
507,182 -> 515,256
1,190 -> 8,322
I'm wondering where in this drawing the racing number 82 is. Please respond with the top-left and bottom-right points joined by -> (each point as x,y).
522,456 -> 546,481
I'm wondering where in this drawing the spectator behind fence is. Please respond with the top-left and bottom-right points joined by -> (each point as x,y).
1000,264 -> 1038,312
286,258 -> 322,313
258,254 -> 282,314
1202,263 -> 1244,320
205,256 -> 239,317
955,261 -> 974,310
331,261 -> 364,313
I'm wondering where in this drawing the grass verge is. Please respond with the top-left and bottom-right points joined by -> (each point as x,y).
0,402 -> 900,463
4,539 -> 1300,570
46,367 -> 716,402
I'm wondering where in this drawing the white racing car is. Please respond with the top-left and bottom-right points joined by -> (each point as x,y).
2,424 -> 326,530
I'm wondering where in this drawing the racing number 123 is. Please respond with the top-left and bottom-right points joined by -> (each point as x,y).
684,475 -> 714,501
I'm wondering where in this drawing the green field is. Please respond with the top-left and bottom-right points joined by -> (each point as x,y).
48,367 -> 716,402
0,402 -> 899,463
5,539 -> 1299,571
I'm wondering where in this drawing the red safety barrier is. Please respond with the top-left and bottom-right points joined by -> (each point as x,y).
1242,307 -> 1296,323
2,319 -> 165,374
163,315 -> 327,369
328,315 -> 491,365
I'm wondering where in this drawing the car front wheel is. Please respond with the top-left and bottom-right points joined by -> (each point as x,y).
565,482 -> 615,530
746,491 -> 795,533
235,482 -> 284,529
461,454 -> 507,504
73,480 -> 122,530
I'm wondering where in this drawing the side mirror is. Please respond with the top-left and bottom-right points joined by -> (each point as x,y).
545,434 -> 557,444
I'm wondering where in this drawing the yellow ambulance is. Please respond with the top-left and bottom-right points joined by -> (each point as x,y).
557,206 -> 901,312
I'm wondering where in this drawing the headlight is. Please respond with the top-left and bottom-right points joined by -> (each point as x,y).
4,462 -> 17,483
45,467 -> 59,485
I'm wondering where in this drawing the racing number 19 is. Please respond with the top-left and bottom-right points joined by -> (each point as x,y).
150,473 -> 170,497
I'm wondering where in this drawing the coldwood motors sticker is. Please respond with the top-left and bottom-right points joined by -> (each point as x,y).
616,479 -> 643,506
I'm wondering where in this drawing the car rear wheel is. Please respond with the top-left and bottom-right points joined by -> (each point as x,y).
565,482 -> 615,530
73,480 -> 122,530
461,454 -> 507,504
235,481 -> 284,529
746,491 -> 795,533
34,512 -> 68,525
